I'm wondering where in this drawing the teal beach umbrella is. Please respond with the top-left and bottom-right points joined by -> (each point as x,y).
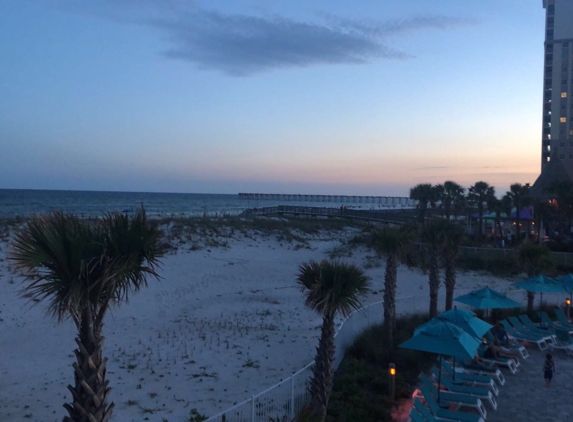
513,275 -> 565,307
455,287 -> 521,310
400,320 -> 482,400
416,308 -> 492,339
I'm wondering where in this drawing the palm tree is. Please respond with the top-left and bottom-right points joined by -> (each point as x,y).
420,219 -> 448,317
440,221 -> 466,311
9,209 -> 164,422
467,181 -> 495,237
507,183 -> 531,243
435,181 -> 466,220
297,260 -> 370,422
371,227 -> 413,350
410,183 -> 438,223
517,244 -> 554,312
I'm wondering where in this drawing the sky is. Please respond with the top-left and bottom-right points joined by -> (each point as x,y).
0,0 -> 548,196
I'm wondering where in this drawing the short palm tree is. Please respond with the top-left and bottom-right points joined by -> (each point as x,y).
507,183 -> 531,243
371,227 -> 413,350
410,183 -> 438,223
297,260 -> 370,422
435,181 -> 465,220
468,181 -> 495,237
9,209 -> 164,422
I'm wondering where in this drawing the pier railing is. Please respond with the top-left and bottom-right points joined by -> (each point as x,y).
244,205 -> 415,224
239,193 -> 417,207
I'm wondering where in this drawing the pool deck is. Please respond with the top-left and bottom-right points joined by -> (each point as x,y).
486,344 -> 573,422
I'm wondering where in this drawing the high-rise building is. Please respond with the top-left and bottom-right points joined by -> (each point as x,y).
531,0 -> 573,195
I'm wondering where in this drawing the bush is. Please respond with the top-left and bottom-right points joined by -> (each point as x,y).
326,313 -> 435,422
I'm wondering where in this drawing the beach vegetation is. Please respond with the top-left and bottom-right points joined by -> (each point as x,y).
297,260 -> 370,422
8,208 -> 164,422
440,220 -> 466,310
435,180 -> 466,220
419,219 -> 447,317
326,313 -> 434,422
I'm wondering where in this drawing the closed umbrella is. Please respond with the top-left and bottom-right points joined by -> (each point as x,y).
400,320 -> 482,401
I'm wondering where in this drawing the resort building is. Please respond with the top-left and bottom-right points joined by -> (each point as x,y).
532,0 -> 573,195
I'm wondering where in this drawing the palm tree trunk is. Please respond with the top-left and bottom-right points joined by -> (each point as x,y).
527,291 -> 535,313
444,255 -> 456,311
428,250 -> 440,318
309,311 -> 336,422
383,255 -> 398,350
64,310 -> 114,422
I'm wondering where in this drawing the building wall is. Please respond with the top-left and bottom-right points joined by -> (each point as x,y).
541,0 -> 573,176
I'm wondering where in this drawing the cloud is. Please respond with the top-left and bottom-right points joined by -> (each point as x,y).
151,11 -> 416,76
58,1 -> 474,76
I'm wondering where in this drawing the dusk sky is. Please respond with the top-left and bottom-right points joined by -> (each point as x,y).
0,0 -> 547,196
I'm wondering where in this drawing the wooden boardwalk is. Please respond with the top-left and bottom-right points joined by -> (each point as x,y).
243,205 -> 415,224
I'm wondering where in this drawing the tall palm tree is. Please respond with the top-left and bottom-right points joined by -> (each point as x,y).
420,219 -> 448,317
409,183 -> 438,223
9,209 -> 164,422
297,260 -> 370,422
507,183 -> 531,243
435,181 -> 466,220
371,227 -> 413,350
517,244 -> 554,312
467,181 -> 495,237
440,221 -> 466,311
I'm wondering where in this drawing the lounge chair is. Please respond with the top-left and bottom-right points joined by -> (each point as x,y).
554,308 -> 573,328
418,374 -> 488,419
508,316 -> 555,344
419,387 -> 486,422
476,347 -> 519,374
550,328 -> 573,357
485,331 -> 529,360
441,359 -> 502,392
407,405 -> 427,422
500,319 -> 548,350
538,311 -> 573,333
412,398 -> 456,422
518,314 -> 550,332
431,366 -> 498,410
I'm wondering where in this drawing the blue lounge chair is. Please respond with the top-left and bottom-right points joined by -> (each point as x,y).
407,405 -> 426,422
420,386 -> 486,422
485,331 -> 529,360
500,319 -> 548,350
476,347 -> 519,374
419,373 -> 488,419
412,398 -> 450,422
508,316 -> 555,344
550,328 -> 573,357
431,366 -> 498,410
538,311 -> 573,333
441,359 -> 502,392
554,308 -> 573,328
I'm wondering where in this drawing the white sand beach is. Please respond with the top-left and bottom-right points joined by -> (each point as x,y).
0,221 -> 548,422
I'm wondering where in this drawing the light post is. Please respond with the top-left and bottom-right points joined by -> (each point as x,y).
388,363 -> 396,403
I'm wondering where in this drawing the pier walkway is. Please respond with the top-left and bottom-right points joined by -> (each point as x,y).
239,192 -> 416,207
243,205 -> 416,224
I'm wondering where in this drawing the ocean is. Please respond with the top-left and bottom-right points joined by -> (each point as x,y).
0,189 -> 398,219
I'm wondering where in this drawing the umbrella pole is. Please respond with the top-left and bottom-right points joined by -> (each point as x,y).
452,357 -> 456,382
438,356 -> 442,403
540,292 -> 543,310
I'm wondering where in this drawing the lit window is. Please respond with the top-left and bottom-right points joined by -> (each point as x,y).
561,117 -> 567,123
563,92 -> 569,98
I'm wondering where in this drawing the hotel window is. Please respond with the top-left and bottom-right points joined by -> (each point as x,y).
561,142 -> 565,147
560,154 -> 565,159
561,117 -> 567,123
563,92 -> 569,98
